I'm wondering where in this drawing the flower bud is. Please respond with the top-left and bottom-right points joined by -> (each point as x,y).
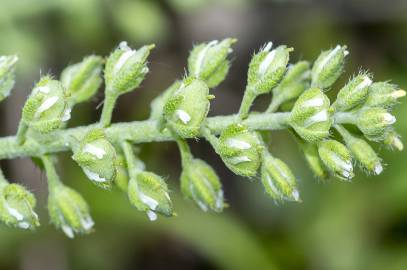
61,55 -> 104,105
272,61 -> 311,104
21,76 -> 70,133
164,77 -> 211,138
48,185 -> 94,238
311,45 -> 348,89
261,154 -> 300,202
150,80 -> 181,120
180,159 -> 224,212
188,38 -> 236,88
289,88 -> 332,142
0,55 -> 18,101
72,129 -> 117,189
383,129 -> 403,151
318,140 -> 354,180
346,137 -> 382,175
365,82 -> 406,108
356,107 -> 396,141
333,74 -> 372,112
216,124 -> 262,177
247,43 -> 292,95
299,142 -> 329,180
0,183 -> 39,230
104,41 -> 154,95
128,171 -> 173,221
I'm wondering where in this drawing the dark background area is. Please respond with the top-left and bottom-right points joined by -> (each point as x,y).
1,0 -> 407,269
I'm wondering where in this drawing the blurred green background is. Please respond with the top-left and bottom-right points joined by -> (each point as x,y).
1,0 -> 407,269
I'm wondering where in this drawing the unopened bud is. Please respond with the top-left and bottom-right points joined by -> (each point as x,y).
188,38 -> 236,88
72,129 -> 117,189
365,82 -> 406,108
311,45 -> 348,89
0,55 -> 18,101
334,74 -> 372,111
0,183 -> 39,230
216,124 -> 262,177
346,136 -> 382,175
272,61 -> 311,104
128,171 -> 173,221
61,55 -> 104,105
289,88 -> 332,142
356,107 -> 396,141
180,159 -> 224,212
261,154 -> 300,202
21,76 -> 70,133
318,140 -> 354,180
384,130 -> 403,151
247,43 -> 292,95
104,41 -> 154,95
48,185 -> 94,238
164,77 -> 210,138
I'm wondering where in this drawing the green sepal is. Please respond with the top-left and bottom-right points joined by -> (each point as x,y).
318,139 -> 354,180
333,73 -> 372,112
180,158 -> 224,212
0,55 -> 18,102
164,77 -> 210,138
72,129 -> 117,189
48,185 -> 94,238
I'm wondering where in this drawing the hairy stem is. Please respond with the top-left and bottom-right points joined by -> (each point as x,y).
0,112 -> 291,160
41,155 -> 62,191
100,93 -> 118,127
238,89 -> 257,119
175,139 -> 193,167
15,122 -> 28,145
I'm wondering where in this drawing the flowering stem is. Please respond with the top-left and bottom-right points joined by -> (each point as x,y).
15,121 -> 28,145
238,88 -> 257,119
334,124 -> 354,142
266,95 -> 283,113
100,92 -> 118,127
41,155 -> 63,191
0,112 -> 291,160
333,112 -> 356,125
121,141 -> 142,176
175,139 -> 193,167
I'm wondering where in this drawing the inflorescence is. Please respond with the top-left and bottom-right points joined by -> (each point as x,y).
0,39 -> 404,237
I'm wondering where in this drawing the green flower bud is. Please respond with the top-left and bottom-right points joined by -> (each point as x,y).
272,61 -> 311,103
247,42 -> 292,95
356,107 -> 396,141
298,141 -> 329,180
0,55 -> 18,101
318,140 -> 354,180
289,88 -> 332,142
333,73 -> 372,112
21,76 -> 70,133
150,80 -> 181,120
0,183 -> 39,230
216,124 -> 262,177
180,159 -> 224,212
72,129 -> 117,189
164,77 -> 211,138
383,129 -> 403,151
128,171 -> 173,221
346,136 -> 382,175
311,45 -> 348,89
365,82 -> 406,108
261,154 -> 300,202
104,41 -> 154,95
61,55 -> 104,105
48,185 -> 94,238
188,38 -> 236,88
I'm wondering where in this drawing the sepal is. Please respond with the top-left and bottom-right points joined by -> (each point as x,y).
318,140 -> 354,180
0,55 -> 18,101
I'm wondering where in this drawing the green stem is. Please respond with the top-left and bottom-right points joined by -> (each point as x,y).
334,124 -> 355,142
333,112 -> 357,125
238,88 -> 257,119
16,121 -> 28,145
100,93 -> 118,127
41,155 -> 62,191
121,141 -> 143,176
0,112 -> 291,160
266,95 -> 283,113
175,139 -> 193,168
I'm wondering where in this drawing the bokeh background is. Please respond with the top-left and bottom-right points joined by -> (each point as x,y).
1,0 -> 407,269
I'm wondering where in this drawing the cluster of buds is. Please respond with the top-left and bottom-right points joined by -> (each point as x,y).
0,37 -> 404,237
